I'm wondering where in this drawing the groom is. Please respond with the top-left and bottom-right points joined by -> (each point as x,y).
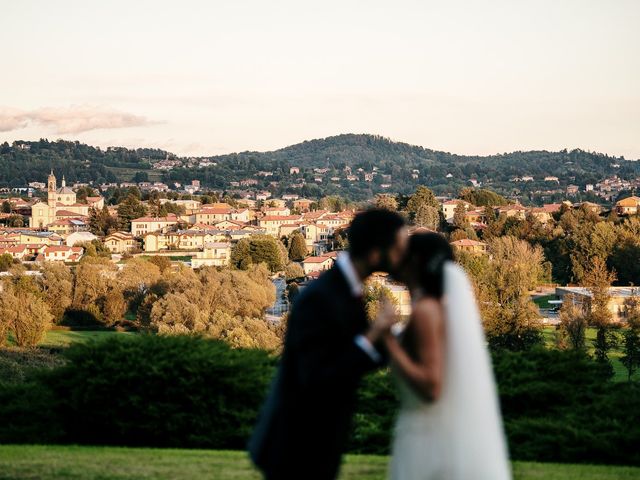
249,208 -> 408,480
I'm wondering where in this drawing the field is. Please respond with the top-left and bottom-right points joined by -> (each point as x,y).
0,446 -> 639,480
542,327 -> 639,382
105,166 -> 164,182
7,330 -> 133,349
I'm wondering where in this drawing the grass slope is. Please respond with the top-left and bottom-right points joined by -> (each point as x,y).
543,327 -> 639,382
0,446 -> 638,480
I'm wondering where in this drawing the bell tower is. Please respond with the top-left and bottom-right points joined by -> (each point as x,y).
47,170 -> 57,209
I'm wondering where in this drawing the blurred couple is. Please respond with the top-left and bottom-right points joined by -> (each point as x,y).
249,209 -> 511,480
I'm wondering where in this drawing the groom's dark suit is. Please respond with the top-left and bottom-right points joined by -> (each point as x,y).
249,263 -> 381,480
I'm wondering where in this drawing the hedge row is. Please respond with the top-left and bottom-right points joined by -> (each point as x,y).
0,335 -> 638,466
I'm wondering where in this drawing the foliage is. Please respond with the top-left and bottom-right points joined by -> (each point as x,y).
146,264 -> 279,349
0,253 -> 13,272
405,185 -> 439,225
621,295 -> 640,381
459,187 -> 509,207
39,262 -> 73,323
284,262 -> 304,280
43,335 -> 274,448
363,281 -> 398,322
581,257 -> 617,366
414,204 -> 440,230
557,294 -> 587,351
0,338 -> 639,465
287,231 -> 307,262
117,194 -> 147,232
373,194 -> 398,211
467,236 -> 544,351
230,235 -> 285,273
0,277 -> 53,347
452,202 -> 469,230
88,205 -> 119,236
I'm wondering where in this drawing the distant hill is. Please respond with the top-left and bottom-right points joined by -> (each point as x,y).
1,134 -> 637,202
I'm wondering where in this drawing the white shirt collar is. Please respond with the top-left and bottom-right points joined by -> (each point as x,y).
335,252 -> 364,297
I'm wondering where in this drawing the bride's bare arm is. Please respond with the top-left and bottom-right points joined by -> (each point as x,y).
383,298 -> 445,402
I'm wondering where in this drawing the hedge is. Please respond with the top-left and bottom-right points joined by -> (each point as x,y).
0,337 -> 638,466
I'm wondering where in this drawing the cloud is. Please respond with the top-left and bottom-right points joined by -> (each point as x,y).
0,107 -> 29,132
0,105 -> 157,134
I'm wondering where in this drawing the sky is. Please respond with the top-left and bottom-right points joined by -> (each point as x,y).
1,0 -> 639,159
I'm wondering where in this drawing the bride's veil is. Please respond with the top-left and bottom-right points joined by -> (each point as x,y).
441,261 -> 511,479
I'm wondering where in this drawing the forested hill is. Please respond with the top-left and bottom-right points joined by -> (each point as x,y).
0,140 -> 172,187
1,135 -> 638,201
211,133 -> 635,178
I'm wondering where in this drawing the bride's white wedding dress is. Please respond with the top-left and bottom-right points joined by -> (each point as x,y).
390,262 -> 511,480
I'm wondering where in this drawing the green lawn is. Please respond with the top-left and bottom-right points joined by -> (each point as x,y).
543,327 -> 639,382
533,294 -> 556,309
0,446 -> 638,480
39,330 -> 135,348
6,330 -> 133,349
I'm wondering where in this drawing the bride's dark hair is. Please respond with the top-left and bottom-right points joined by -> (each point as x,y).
405,232 -> 454,298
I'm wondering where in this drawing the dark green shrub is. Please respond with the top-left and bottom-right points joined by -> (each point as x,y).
348,369 -> 397,454
45,334 -> 275,448
0,380 -> 64,443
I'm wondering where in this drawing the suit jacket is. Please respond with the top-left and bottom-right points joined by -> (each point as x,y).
248,265 -> 379,479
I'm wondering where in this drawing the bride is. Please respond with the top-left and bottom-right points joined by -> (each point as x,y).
377,232 -> 511,480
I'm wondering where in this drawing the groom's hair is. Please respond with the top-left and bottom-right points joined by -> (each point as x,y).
348,208 -> 406,259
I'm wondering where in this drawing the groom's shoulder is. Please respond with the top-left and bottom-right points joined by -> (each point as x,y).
296,267 -> 342,301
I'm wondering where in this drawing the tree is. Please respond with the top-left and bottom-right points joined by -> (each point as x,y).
231,235 -> 285,273
330,227 -> 349,250
373,194 -> 398,211
452,202 -> 469,230
89,205 -> 119,236
478,236 -> 545,350
449,229 -> 468,242
557,294 -> 587,351
118,257 -> 162,313
133,171 -> 149,183
0,253 -> 13,272
0,278 -> 53,347
1,200 -> 10,213
406,186 -> 439,224
75,186 -> 97,203
459,187 -> 508,207
414,204 -> 440,230
117,194 -> 147,232
319,195 -> 347,212
146,255 -> 172,273
39,262 -> 73,323
363,281 -> 398,322
284,262 -> 304,280
288,231 -> 307,262
621,294 -> 640,381
582,257 -> 617,368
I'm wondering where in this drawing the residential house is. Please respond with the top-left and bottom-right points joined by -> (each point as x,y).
258,215 -> 304,236
616,196 -> 640,215
301,255 -> 334,275
38,245 -> 83,263
450,239 -> 488,254
191,242 -> 232,268
441,199 -> 473,221
105,232 -> 139,253
131,214 -> 180,237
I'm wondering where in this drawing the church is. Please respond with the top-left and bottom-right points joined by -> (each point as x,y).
29,171 -> 104,229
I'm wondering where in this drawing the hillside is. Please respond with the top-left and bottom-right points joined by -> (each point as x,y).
1,134 -> 638,201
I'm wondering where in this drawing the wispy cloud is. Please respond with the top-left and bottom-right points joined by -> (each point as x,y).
0,105 -> 157,134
